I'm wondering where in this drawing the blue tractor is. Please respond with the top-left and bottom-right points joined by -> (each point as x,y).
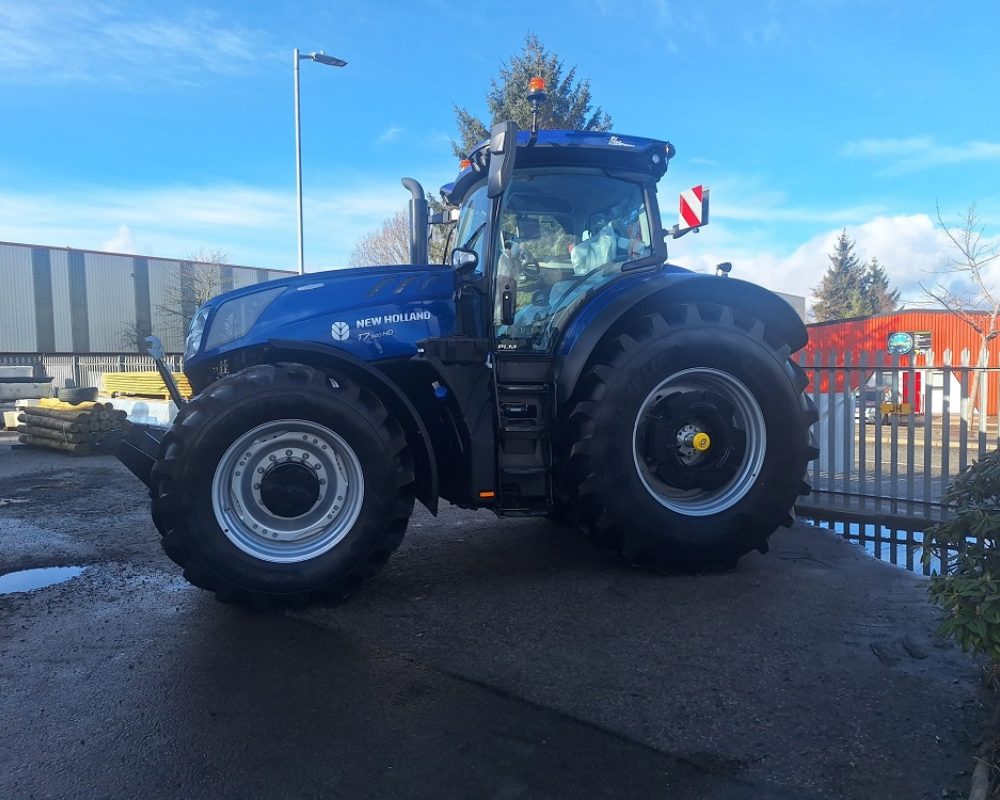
120,112 -> 818,608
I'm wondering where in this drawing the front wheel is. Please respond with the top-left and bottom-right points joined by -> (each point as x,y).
150,363 -> 415,607
557,303 -> 818,569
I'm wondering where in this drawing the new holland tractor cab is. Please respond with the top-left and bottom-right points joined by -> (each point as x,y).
120,87 -> 818,608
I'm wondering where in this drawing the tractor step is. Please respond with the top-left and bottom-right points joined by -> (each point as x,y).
496,377 -> 553,511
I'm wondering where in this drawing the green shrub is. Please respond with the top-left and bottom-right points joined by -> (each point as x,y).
923,448 -> 1000,659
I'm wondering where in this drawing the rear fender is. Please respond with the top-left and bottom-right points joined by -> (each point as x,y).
554,273 -> 807,404
265,339 -> 439,514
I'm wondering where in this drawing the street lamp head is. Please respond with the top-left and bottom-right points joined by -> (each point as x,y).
306,51 -> 347,67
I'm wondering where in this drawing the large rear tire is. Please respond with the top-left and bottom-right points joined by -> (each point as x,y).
557,303 -> 818,569
150,363 -> 414,607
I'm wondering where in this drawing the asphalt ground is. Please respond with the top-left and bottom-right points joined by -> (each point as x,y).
0,439 -> 985,800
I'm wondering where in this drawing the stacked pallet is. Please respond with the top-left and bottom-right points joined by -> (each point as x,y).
102,371 -> 192,400
17,401 -> 131,455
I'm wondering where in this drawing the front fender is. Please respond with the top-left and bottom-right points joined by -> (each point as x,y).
554,272 -> 806,404
266,339 -> 439,515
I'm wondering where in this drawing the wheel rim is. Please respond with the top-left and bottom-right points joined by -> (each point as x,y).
632,368 -> 766,517
211,419 -> 365,563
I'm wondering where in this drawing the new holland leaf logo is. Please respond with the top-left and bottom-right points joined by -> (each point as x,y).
330,321 -> 350,341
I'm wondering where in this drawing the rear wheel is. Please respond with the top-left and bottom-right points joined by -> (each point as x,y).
557,303 -> 817,569
151,363 -> 414,607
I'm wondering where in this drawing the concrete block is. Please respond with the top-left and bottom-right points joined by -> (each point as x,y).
0,382 -> 54,402
0,366 -> 34,379
105,397 -> 178,428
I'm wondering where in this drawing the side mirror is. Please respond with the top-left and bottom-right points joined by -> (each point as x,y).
487,120 -> 519,198
451,247 -> 479,274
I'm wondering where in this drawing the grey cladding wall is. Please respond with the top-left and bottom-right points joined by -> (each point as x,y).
0,241 -> 292,353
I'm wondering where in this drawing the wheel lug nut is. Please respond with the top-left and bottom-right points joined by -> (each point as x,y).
253,483 -> 260,490
257,467 -> 264,474
285,449 -> 292,456
269,455 -> 276,461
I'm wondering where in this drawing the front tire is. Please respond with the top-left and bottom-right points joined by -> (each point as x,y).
150,363 -> 414,607
557,304 -> 818,569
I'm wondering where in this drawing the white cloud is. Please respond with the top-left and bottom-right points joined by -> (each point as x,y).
0,179 -> 416,270
0,1 -> 273,85
101,224 -> 137,254
674,214 -> 959,313
376,125 -> 403,144
672,173 -> 884,225
842,136 -> 1000,175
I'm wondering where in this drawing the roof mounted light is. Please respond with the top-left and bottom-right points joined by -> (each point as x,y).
526,76 -> 547,139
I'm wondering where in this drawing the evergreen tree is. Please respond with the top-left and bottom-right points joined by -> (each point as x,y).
813,230 -> 866,321
353,35 -> 613,264
453,33 -> 612,156
859,257 -> 900,315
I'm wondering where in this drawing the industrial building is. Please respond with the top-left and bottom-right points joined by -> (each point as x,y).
803,308 -> 1000,415
0,241 -> 291,354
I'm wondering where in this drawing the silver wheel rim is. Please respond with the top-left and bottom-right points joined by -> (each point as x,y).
632,368 -> 766,517
211,419 -> 365,563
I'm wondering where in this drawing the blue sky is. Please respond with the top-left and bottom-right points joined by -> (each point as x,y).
1,0 -> 998,308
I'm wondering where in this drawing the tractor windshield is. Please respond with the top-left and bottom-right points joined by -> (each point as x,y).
495,169 -> 653,351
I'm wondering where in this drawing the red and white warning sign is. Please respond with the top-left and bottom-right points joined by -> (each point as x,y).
679,185 -> 705,228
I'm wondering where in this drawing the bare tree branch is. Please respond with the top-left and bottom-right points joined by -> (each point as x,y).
924,203 -> 1000,421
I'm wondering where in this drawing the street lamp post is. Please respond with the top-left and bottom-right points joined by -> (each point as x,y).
294,48 -> 347,275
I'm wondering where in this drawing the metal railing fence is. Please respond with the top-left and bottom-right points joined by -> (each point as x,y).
793,347 -> 1000,572
0,352 -> 183,390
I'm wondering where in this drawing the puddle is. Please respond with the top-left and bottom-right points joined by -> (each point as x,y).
0,566 -> 84,595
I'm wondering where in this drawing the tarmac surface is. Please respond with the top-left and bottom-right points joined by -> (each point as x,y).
0,439 -> 986,799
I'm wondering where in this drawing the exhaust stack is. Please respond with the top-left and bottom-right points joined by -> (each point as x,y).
401,178 -> 429,265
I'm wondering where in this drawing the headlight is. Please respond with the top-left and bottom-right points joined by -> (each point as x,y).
185,306 -> 210,360
202,287 -> 284,352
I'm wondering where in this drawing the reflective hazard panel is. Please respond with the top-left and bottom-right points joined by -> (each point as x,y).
680,185 -> 705,228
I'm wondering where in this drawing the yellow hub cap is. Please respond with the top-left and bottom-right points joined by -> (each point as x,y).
692,432 -> 712,452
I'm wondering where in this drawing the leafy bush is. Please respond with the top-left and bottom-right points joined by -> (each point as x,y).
923,448 -> 1000,659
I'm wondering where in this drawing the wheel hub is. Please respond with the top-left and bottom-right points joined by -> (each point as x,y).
211,420 -> 365,563
644,389 -> 745,492
259,462 -> 321,518
633,369 -> 766,517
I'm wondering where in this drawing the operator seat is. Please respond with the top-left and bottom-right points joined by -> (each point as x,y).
569,224 -> 616,275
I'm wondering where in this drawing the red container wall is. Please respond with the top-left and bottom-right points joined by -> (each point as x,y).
800,309 -> 1000,414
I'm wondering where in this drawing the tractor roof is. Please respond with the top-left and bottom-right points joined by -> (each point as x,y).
442,129 -> 675,206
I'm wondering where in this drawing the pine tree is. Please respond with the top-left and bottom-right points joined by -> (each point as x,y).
453,33 -> 612,156
353,35 -> 613,265
813,230 -> 866,321
859,257 -> 900,315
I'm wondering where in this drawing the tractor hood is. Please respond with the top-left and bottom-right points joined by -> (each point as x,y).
184,264 -> 457,370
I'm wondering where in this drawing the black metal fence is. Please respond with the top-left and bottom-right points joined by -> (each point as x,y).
793,348 -> 999,572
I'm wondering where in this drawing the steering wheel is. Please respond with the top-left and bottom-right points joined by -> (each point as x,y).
516,248 -> 543,293
518,248 -> 541,278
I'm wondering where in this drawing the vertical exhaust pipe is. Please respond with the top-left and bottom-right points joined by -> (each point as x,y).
401,178 -> 428,265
